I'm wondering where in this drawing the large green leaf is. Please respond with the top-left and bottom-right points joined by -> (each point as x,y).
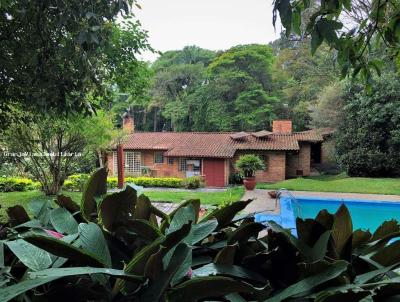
5,239 -> 54,271
354,263 -> 400,285
308,231 -> 332,262
171,247 -> 192,286
167,204 -> 196,234
80,167 -> 107,221
29,199 -> 52,225
265,261 -> 349,302
214,245 -> 237,265
50,207 -> 79,235
160,199 -> 200,232
0,276 -> 58,302
126,219 -> 162,241
267,221 -> 314,260
6,205 -> 30,227
191,219 -> 218,244
55,194 -> 80,213
0,242 -> 4,268
371,241 -> 400,266
227,222 -> 265,244
352,229 -> 372,250
371,220 -> 400,241
24,234 -> 105,267
192,263 -> 267,284
140,243 -> 191,301
332,204 -> 353,256
167,276 -> 270,301
98,185 -> 137,231
132,194 -> 152,220
115,223 -> 192,295
201,199 -> 252,228
0,267 -> 144,302
74,222 -> 112,267
28,267 -> 143,281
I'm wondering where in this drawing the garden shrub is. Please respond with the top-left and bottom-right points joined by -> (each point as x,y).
229,172 -> 243,185
64,174 -> 185,190
3,167 -> 400,301
0,177 -> 40,192
125,176 -> 184,188
182,176 -> 204,189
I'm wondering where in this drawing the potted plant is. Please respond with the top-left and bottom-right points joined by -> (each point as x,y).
235,154 -> 265,190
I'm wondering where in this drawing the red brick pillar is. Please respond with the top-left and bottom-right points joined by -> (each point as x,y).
117,144 -> 124,189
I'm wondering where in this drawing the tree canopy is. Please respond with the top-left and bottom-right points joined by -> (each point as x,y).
272,0 -> 400,85
0,0 -> 150,125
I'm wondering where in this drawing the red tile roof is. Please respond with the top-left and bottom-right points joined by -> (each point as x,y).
120,129 -> 328,158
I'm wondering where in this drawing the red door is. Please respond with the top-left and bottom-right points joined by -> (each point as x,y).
203,158 -> 226,187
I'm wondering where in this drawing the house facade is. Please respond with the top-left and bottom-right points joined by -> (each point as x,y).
108,115 -> 333,187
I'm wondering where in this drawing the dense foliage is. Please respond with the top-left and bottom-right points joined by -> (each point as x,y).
2,168 -> 400,301
119,41 -> 342,132
1,112 -> 117,195
0,0 -> 151,125
63,174 -> 203,191
0,178 -> 40,192
336,72 -> 400,177
272,0 -> 400,84
235,155 -> 266,178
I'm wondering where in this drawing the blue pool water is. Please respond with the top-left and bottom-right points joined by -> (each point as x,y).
255,196 -> 400,234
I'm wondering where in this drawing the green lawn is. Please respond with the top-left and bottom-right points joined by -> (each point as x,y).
0,187 -> 244,223
257,174 -> 400,195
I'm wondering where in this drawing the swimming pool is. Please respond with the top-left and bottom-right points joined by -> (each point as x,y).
254,196 -> 400,235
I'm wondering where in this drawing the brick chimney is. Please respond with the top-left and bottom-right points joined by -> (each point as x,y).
272,120 -> 292,133
122,111 -> 134,133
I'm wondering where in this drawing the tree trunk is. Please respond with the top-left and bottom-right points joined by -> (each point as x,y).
98,149 -> 104,168
153,108 -> 157,132
142,109 -> 147,129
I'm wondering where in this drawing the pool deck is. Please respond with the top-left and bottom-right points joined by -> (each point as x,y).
242,189 -> 400,215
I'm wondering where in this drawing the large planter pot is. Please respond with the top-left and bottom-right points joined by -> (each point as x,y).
243,177 -> 256,190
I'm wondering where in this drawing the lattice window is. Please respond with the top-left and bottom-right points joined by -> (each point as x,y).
168,157 -> 174,165
113,151 -> 141,175
154,152 -> 164,164
179,158 -> 187,171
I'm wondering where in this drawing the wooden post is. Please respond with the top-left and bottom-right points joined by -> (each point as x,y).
117,144 -> 124,189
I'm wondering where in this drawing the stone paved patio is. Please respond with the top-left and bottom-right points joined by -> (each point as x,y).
242,189 -> 279,215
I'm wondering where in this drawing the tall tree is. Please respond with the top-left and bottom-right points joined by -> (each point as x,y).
336,71 -> 400,177
272,0 -> 400,83
271,38 -> 339,130
1,111 -> 117,195
0,0 -> 149,125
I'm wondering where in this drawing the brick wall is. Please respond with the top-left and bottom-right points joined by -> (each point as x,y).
272,120 -> 292,133
232,151 -> 286,183
285,152 -> 299,178
108,150 -> 186,178
141,150 -> 186,178
285,143 -> 312,178
298,142 -> 311,176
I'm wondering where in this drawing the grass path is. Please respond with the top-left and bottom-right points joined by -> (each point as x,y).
0,187 -> 244,222
257,174 -> 400,195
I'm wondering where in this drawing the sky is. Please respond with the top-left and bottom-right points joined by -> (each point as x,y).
135,0 -> 281,62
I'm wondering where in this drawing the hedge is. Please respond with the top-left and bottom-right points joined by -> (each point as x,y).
63,174 -> 203,191
108,176 -> 184,188
0,177 -> 41,192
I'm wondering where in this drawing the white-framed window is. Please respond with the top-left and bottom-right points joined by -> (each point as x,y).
154,151 -> 164,164
113,151 -> 141,175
